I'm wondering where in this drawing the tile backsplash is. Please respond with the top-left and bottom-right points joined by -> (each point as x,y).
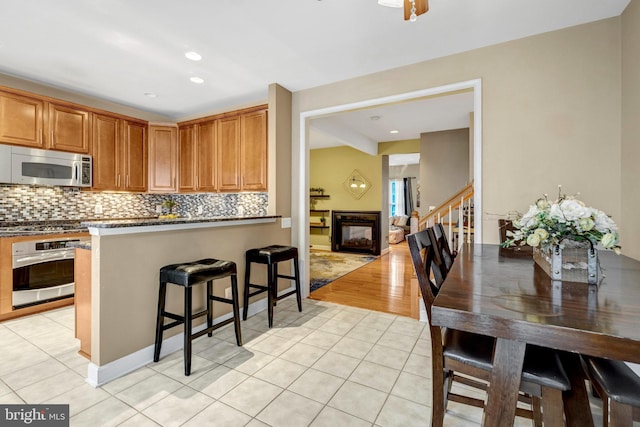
0,185 -> 268,222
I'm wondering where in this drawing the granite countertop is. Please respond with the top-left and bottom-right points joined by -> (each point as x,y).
81,215 -> 282,236
81,215 -> 282,229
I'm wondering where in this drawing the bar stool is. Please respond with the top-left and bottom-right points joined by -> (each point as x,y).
153,258 -> 242,376
242,245 -> 302,327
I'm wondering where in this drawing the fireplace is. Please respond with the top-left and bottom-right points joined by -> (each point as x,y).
332,210 -> 381,255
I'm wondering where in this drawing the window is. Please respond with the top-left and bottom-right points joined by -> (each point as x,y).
389,179 -> 405,217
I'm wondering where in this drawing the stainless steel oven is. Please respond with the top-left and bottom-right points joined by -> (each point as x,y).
12,236 -> 89,309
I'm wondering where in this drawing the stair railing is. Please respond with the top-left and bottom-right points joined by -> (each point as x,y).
417,181 -> 474,250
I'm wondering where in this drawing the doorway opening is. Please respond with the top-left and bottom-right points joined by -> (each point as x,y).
296,79 -> 483,298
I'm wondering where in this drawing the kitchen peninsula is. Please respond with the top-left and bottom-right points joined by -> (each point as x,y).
81,215 -> 290,386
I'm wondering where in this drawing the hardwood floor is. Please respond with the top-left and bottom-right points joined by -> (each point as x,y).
308,241 -> 420,319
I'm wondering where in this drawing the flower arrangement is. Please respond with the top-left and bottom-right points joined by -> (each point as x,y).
503,186 -> 621,254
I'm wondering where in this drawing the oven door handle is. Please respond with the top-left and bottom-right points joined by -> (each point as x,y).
12,250 -> 75,269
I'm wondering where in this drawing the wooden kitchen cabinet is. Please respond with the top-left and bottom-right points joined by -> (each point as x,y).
47,102 -> 90,153
0,90 -> 45,148
74,246 -> 92,359
175,104 -> 267,194
178,124 -> 197,192
92,114 -> 147,192
178,121 -> 217,192
148,125 -> 178,193
122,120 -> 147,192
217,115 -> 241,192
197,120 -> 218,192
241,109 -> 268,191
91,114 -> 120,190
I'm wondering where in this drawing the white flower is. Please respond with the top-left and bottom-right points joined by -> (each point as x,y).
534,228 -> 549,241
548,203 -> 566,222
519,205 -> 540,229
593,209 -> 618,233
558,199 -> 592,222
536,199 -> 550,210
526,233 -> 541,247
578,217 -> 595,232
601,233 -> 617,249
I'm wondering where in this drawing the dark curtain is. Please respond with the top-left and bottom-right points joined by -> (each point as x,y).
403,177 -> 414,215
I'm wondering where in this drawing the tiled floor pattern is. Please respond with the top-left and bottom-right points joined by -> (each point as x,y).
0,299 -> 614,426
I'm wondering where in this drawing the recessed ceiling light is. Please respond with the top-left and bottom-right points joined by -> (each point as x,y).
190,77 -> 205,84
390,130 -> 399,134
370,115 -> 381,121
144,92 -> 157,98
185,51 -> 202,61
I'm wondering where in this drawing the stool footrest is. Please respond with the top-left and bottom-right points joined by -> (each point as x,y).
277,274 -> 296,281
276,289 -> 297,301
192,317 -> 235,340
162,320 -> 183,331
209,295 -> 233,305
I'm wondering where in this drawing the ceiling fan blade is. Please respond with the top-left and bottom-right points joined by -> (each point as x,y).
404,0 -> 428,20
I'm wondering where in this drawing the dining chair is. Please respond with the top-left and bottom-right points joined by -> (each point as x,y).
582,356 -> 640,427
429,223 -> 457,283
498,219 -> 534,258
407,229 -> 571,427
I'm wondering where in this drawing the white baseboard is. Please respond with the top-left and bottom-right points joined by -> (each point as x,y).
310,245 -> 331,251
86,286 -> 295,387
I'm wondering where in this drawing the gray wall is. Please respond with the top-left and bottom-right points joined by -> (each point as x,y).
420,128 -> 470,212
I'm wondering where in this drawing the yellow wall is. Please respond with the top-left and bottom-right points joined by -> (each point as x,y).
309,146 -> 382,248
622,0 -> 640,260
295,17 -> 623,247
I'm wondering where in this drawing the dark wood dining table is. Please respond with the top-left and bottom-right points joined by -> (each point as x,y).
430,244 -> 640,427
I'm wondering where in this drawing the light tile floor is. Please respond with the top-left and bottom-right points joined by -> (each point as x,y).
0,298 -> 616,426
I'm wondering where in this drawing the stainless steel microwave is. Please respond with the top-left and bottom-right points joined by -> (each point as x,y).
0,144 -> 92,187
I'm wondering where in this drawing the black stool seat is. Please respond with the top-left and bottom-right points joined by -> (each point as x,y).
247,246 -> 299,264
160,259 -> 237,286
243,245 -> 302,327
154,258 -> 242,376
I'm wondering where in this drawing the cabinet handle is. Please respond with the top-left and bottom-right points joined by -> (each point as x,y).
51,131 -> 54,146
39,129 -> 42,145
126,175 -> 129,187
117,175 -> 121,187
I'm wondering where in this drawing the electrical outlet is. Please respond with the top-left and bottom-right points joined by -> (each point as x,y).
94,204 -> 103,214
197,205 -> 203,215
155,205 -> 162,214
224,287 -> 232,299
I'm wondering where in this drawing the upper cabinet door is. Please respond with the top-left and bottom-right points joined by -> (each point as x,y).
178,124 -> 197,192
91,113 -> 120,191
217,116 -> 241,192
148,125 -> 178,193
48,103 -> 90,153
0,91 -> 45,148
197,120 -> 217,192
241,109 -> 267,191
123,120 -> 147,192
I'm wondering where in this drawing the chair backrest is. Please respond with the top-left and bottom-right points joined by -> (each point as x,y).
428,225 -> 453,285
432,223 -> 456,270
498,219 -> 533,258
407,229 -> 440,318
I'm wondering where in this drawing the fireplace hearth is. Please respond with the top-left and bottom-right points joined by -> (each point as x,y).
332,210 -> 381,255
